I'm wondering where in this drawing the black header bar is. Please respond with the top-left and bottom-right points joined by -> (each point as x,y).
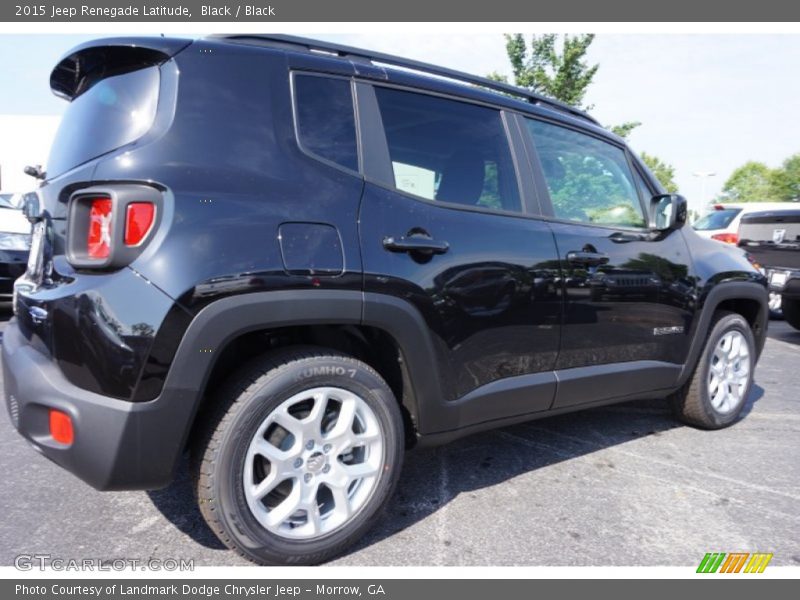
2,0 -> 800,22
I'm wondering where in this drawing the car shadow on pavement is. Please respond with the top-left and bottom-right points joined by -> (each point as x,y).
768,323 -> 800,345
147,386 -> 764,559
146,458 -> 227,551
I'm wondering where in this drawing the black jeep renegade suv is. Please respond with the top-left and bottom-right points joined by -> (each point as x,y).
3,35 -> 768,565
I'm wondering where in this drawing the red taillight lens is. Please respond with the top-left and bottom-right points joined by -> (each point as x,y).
49,409 -> 74,445
124,202 -> 155,246
712,232 -> 739,244
87,197 -> 113,259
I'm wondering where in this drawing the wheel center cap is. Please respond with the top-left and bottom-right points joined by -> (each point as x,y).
306,452 -> 326,473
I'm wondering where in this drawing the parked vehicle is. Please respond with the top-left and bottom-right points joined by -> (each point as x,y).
693,202 -> 795,244
0,193 -> 31,298
738,209 -> 800,328
3,35 -> 769,565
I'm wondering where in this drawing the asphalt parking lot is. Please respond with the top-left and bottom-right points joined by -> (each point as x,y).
1,303 -> 798,567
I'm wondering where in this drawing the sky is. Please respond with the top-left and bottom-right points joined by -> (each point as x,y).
1,33 -> 799,209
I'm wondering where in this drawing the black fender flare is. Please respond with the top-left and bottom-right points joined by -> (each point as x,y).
677,281 -> 768,386
157,289 -> 444,471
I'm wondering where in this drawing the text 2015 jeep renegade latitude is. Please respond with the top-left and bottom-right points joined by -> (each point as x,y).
3,35 -> 769,565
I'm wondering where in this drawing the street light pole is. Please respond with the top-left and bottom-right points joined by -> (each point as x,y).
692,171 -> 717,221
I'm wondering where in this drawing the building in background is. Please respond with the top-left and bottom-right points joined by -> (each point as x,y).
0,114 -> 60,193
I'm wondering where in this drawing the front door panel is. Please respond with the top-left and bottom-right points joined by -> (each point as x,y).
361,182 -> 562,405
551,222 -> 695,371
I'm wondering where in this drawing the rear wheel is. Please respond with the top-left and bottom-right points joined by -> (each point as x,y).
193,348 -> 404,565
670,311 -> 755,429
782,297 -> 800,331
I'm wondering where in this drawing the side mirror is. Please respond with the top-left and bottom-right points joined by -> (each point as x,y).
22,193 -> 41,224
650,194 -> 688,232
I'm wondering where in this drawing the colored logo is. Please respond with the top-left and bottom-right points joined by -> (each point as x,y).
697,552 -> 773,573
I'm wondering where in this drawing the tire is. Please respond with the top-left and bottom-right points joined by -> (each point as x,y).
193,347 -> 404,565
670,311 -> 755,429
782,297 -> 800,331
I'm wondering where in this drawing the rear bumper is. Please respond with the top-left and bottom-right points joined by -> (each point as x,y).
2,319 -> 195,490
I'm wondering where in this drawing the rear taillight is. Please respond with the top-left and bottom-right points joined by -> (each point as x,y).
68,185 -> 162,269
124,202 -> 156,246
712,232 -> 739,244
87,197 -> 113,259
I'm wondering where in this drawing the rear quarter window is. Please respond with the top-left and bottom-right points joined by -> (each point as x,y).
293,74 -> 359,172
47,66 -> 160,178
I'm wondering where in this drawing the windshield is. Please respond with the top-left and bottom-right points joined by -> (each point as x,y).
693,208 -> 741,231
47,66 -> 160,178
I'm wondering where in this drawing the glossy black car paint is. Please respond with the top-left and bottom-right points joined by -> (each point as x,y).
3,36 -> 768,490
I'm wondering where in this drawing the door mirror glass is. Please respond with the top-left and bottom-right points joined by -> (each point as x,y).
651,194 -> 687,231
22,193 -> 41,223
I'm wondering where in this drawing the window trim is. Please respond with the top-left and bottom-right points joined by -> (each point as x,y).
521,114 -> 653,232
360,80 -> 531,218
289,71 -> 363,177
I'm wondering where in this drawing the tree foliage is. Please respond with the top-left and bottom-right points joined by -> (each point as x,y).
770,154 -> 800,201
718,155 -> 800,203
492,33 -> 679,193
502,33 -> 599,109
640,152 -> 678,193
721,161 -> 780,202
609,121 -> 642,140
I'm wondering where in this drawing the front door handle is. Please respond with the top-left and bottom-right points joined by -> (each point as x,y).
566,250 -> 609,267
383,236 -> 450,255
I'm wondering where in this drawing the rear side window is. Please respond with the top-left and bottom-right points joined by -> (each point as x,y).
294,75 -> 358,172
48,66 -> 160,178
374,87 -> 521,213
527,118 -> 646,228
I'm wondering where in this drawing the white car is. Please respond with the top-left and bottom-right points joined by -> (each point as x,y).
0,193 -> 32,299
693,202 -> 797,244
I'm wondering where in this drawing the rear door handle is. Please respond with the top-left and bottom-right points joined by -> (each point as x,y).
383,236 -> 450,255
566,250 -> 609,267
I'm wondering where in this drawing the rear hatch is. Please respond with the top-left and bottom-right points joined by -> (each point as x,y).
36,37 -> 190,218
738,209 -> 800,270
26,37 -> 189,270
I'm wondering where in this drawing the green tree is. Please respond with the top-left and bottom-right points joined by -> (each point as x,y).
721,161 -> 780,202
491,33 -> 685,195
498,33 -> 599,108
640,152 -> 678,193
489,34 -> 640,140
609,121 -> 642,140
770,154 -> 800,201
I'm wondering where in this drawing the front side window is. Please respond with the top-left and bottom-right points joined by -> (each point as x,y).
527,119 -> 646,228
294,75 -> 358,172
374,87 -> 521,213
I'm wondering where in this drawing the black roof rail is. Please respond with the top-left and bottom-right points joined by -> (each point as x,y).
211,34 -> 601,126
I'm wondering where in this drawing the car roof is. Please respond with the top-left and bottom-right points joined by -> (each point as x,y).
52,35 -> 624,147
208,34 -> 622,144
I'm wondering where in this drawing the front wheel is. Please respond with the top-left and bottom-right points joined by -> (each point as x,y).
670,311 -> 755,429
194,348 -> 404,565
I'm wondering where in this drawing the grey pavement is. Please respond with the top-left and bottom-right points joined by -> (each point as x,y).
1,303 -> 798,567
